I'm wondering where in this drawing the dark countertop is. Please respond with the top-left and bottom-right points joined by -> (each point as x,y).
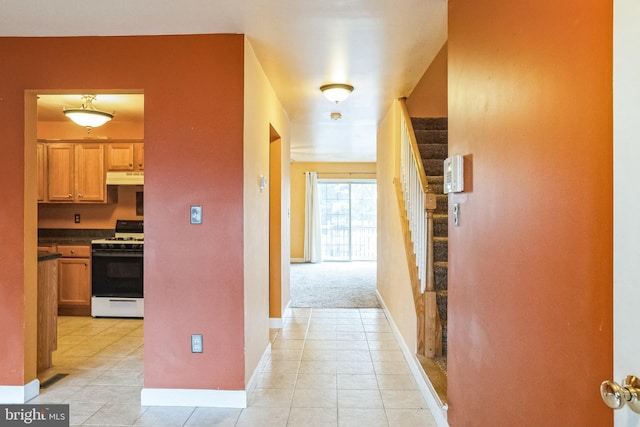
38,238 -> 93,245
38,251 -> 62,262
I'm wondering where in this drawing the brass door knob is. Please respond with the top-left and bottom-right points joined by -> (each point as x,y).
601,375 -> 640,413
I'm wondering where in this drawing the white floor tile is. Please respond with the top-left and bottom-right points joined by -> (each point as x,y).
34,305 -> 439,427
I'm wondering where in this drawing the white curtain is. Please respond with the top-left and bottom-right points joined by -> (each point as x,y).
304,171 -> 322,263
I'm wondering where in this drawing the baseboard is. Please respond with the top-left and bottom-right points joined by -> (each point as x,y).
0,379 -> 40,403
141,388 -> 247,408
290,258 -> 305,263
269,318 -> 283,328
376,290 -> 449,427
246,341 -> 271,396
270,300 -> 292,328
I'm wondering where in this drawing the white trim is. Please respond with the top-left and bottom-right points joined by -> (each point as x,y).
269,300 -> 292,328
376,290 -> 450,427
246,341 -> 271,395
269,318 -> 283,328
0,379 -> 40,403
141,388 -> 247,408
290,258 -> 305,263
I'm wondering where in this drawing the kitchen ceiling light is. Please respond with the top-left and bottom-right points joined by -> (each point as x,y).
320,83 -> 354,104
63,95 -> 114,131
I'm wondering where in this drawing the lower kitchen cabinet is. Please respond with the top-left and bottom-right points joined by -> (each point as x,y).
57,245 -> 91,316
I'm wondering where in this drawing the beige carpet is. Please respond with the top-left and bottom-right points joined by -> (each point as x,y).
290,261 -> 380,308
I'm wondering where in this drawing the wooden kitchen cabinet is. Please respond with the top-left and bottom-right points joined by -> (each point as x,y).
106,142 -> 144,171
47,143 -> 105,202
37,143 -> 46,202
38,253 -> 59,373
57,245 -> 91,316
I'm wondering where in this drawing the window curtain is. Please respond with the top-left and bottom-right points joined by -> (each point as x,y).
304,171 -> 322,263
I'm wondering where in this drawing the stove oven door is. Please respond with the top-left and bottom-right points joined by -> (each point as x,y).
91,250 -> 143,298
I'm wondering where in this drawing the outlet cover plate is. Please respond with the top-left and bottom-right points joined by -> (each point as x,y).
191,334 -> 203,353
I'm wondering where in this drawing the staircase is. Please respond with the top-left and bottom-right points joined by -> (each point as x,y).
412,117 -> 448,359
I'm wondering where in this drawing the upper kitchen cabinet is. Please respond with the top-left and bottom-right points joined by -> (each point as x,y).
47,143 -> 105,203
106,141 -> 144,171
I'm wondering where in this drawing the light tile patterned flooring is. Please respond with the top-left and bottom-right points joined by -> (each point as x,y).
33,309 -> 438,426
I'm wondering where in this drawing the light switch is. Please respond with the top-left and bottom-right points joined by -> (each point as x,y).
190,206 -> 202,224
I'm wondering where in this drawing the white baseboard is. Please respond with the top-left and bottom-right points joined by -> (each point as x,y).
141,388 -> 247,408
246,341 -> 271,396
269,318 -> 283,328
0,379 -> 40,403
376,290 -> 449,427
290,258 -> 305,263
270,300 -> 292,328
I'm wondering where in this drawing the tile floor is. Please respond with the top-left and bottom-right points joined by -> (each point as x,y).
32,308 -> 438,426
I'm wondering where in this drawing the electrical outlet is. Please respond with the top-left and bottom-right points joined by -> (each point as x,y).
74,214 -> 81,223
191,334 -> 203,353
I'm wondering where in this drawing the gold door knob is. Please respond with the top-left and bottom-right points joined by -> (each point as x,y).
601,375 -> 640,413
601,380 -> 627,409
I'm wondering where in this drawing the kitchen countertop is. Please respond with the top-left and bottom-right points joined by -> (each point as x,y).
38,238 -> 93,245
38,251 -> 62,262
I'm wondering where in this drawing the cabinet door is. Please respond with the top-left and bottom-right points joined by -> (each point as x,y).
37,143 -> 46,202
58,258 -> 91,306
134,143 -> 144,170
47,144 -> 74,201
76,144 -> 105,202
107,143 -> 135,171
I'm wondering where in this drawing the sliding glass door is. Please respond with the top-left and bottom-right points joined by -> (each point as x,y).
318,181 -> 377,261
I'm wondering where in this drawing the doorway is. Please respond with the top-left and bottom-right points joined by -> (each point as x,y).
32,91 -> 145,390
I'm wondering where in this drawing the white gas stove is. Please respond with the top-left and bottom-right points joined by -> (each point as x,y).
91,220 -> 144,318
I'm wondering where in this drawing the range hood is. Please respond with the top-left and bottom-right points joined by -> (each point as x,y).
106,171 -> 144,185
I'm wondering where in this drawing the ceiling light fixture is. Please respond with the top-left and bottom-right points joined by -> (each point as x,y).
63,95 -> 114,132
330,112 -> 342,120
320,83 -> 354,104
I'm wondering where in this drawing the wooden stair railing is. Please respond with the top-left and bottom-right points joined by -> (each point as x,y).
397,98 -> 442,358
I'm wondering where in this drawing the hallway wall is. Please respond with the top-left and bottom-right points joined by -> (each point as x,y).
447,1 -> 613,425
0,35 -> 254,397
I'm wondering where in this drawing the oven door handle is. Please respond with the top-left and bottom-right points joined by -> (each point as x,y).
91,251 -> 143,257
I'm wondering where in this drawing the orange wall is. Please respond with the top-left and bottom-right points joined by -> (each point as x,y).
0,35 -> 246,390
407,42 -> 448,118
448,1 -> 612,425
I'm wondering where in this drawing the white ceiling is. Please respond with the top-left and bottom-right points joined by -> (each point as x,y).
3,0 -> 447,162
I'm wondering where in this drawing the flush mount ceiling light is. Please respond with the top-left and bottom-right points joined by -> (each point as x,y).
63,95 -> 114,132
330,112 -> 342,120
320,83 -> 354,104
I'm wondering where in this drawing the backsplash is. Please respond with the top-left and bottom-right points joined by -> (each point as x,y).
38,228 -> 115,243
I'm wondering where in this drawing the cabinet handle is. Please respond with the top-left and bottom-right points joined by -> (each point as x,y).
70,250 -> 75,254
129,163 -> 133,167
78,194 -> 83,198
68,194 -> 73,198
